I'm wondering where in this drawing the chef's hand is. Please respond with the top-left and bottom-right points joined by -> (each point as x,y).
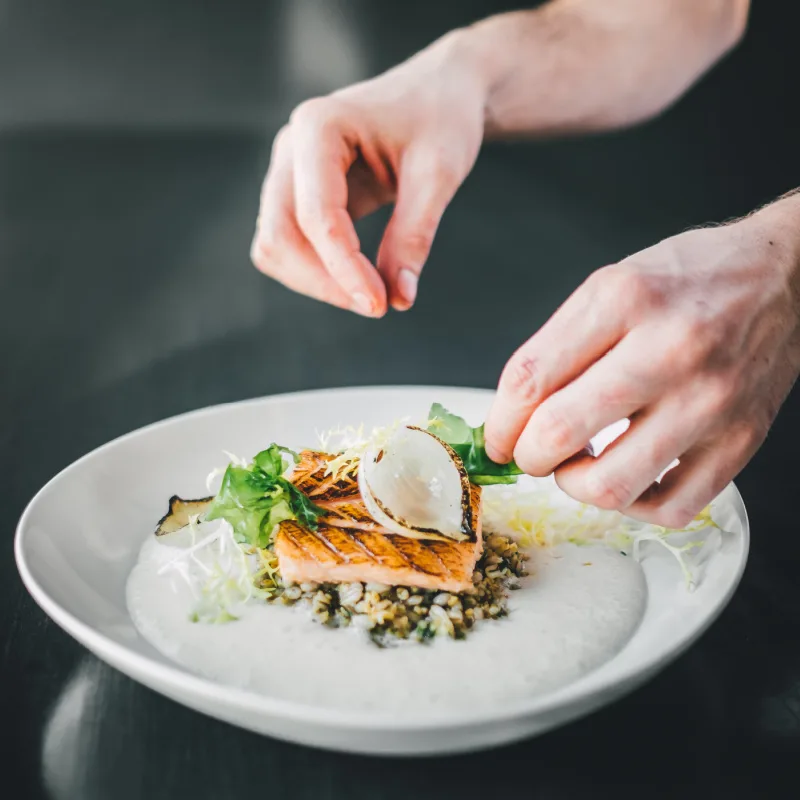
251,33 -> 485,316
252,2 -> 746,316
485,198 -> 800,527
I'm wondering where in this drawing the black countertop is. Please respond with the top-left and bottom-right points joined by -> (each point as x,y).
3,1 -> 799,797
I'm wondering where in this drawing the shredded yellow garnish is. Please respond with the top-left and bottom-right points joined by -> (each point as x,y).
318,417 -> 412,480
252,547 -> 281,593
482,480 -> 721,590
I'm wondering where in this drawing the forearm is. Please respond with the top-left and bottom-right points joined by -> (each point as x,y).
447,0 -> 749,137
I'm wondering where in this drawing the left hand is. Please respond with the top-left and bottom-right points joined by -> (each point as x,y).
484,207 -> 800,528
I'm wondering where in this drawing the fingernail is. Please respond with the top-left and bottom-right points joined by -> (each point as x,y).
396,269 -> 418,307
352,292 -> 375,316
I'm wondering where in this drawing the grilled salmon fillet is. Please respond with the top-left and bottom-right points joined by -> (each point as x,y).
275,450 -> 483,593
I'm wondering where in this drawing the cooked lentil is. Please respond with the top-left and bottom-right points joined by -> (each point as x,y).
256,532 -> 529,646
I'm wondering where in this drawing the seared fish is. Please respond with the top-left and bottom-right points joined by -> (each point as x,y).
275,451 -> 483,592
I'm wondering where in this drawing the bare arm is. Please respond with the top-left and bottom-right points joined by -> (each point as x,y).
485,189 -> 800,528
253,0 -> 749,315
250,0 -> 789,527
463,0 -> 750,136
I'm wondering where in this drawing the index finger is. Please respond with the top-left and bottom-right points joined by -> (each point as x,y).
291,104 -> 387,317
484,268 -> 629,464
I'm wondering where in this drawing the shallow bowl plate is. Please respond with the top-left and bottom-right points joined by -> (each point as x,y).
15,386 -> 749,755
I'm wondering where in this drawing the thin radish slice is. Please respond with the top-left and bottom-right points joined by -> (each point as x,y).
358,426 -> 477,543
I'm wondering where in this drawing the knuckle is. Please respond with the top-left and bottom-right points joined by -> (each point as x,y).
501,351 -> 541,404
625,273 -> 664,313
732,418 -> 767,453
582,265 -> 616,299
400,230 -> 435,264
535,405 -> 575,453
271,125 -> 291,156
289,97 -> 331,129
671,314 -> 732,372
700,375 -> 737,418
596,382 -> 632,411
430,158 -> 462,189
250,236 -> 279,273
320,214 -> 341,241
584,266 -> 665,321
618,268 -> 671,319
584,470 -> 633,510
662,322 -> 710,373
597,265 -> 646,302
297,208 -> 335,240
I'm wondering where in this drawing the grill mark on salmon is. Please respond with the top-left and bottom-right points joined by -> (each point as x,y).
280,522 -> 341,567
427,541 -> 472,577
322,502 -> 379,529
276,450 -> 483,591
389,536 -> 450,576
316,525 -> 370,563
349,530 -> 425,571
292,452 -> 359,502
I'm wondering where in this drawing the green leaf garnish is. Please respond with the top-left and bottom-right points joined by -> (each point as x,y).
206,444 -> 323,548
426,403 -> 523,486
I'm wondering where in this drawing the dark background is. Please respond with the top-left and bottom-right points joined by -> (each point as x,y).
2,1 -> 799,797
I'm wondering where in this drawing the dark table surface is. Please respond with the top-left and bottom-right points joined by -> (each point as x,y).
3,1 -> 799,797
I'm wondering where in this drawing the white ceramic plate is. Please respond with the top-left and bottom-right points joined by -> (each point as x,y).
15,386 -> 749,755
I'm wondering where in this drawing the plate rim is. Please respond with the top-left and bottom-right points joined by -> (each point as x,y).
14,384 -> 751,732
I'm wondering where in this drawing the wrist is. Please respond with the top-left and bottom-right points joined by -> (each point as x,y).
441,14 -> 541,138
448,16 -> 527,138
743,190 -> 800,289
427,27 -> 495,132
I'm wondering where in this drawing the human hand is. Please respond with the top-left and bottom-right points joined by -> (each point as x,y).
251,33 -> 486,316
484,205 -> 800,527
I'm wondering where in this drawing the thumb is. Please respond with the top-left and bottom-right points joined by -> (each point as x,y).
377,146 -> 462,311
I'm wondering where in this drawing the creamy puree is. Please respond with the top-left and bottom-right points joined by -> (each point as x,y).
127,536 -> 646,717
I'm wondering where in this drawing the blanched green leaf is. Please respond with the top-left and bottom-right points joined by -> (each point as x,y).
427,404 -> 523,486
427,402 -> 472,444
254,445 -> 299,475
206,444 -> 323,548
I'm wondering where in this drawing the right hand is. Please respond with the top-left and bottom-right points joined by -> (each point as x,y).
251,33 -> 486,316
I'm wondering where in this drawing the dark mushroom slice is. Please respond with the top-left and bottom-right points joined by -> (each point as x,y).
155,495 -> 214,537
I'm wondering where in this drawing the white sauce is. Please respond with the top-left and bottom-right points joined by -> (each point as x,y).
127,536 -> 647,718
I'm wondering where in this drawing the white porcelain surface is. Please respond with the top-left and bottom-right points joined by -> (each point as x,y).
15,386 -> 749,755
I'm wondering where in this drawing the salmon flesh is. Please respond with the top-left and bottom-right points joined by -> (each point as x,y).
275,451 -> 483,593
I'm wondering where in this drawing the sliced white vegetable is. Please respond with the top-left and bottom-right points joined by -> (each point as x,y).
358,426 -> 476,543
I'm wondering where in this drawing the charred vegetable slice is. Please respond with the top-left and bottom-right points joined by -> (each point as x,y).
359,425 -> 477,543
155,495 -> 213,537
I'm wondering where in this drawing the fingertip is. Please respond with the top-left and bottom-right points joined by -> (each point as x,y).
350,301 -> 387,319
484,399 -> 521,466
552,452 -> 594,496
376,242 -> 419,312
358,254 -> 389,315
396,268 -> 418,307
389,278 -> 417,311
484,441 -> 511,465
